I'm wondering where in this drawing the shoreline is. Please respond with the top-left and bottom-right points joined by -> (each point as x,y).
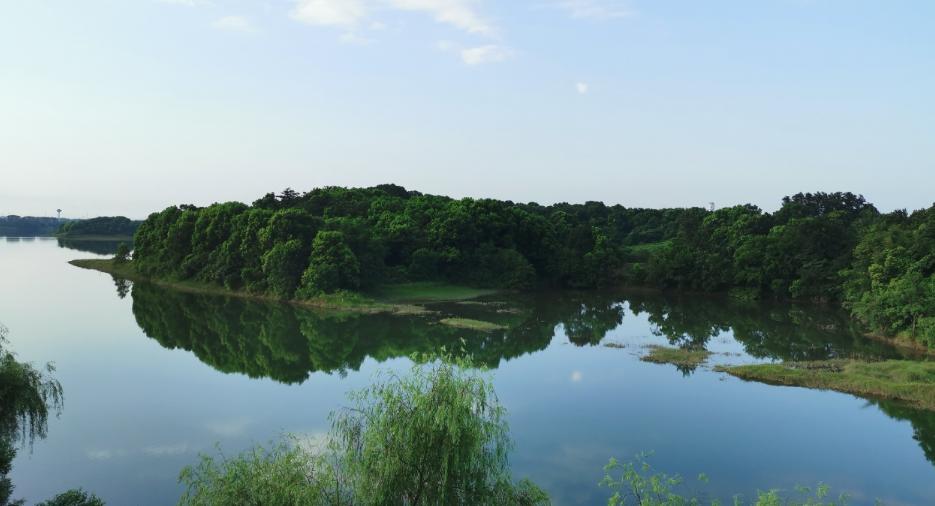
716,359 -> 935,412
68,259 -> 504,315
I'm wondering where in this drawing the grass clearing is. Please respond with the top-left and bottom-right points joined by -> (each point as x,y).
641,345 -> 711,368
372,282 -> 498,303
439,318 -> 507,332
717,359 -> 935,411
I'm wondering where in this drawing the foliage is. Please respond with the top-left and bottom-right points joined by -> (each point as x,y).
0,325 -> 63,448
297,231 -> 361,296
113,243 -> 130,264
1,325 -> 103,506
0,216 -> 64,237
130,185 -> 697,296
35,489 -> 105,506
178,357 -> 549,505
57,216 -> 140,237
178,441 -> 343,506
128,186 -> 935,346
600,454 -> 848,506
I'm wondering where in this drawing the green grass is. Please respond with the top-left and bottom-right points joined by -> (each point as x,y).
371,282 -> 498,303
717,359 -> 935,411
641,345 -> 711,367
438,318 -> 507,332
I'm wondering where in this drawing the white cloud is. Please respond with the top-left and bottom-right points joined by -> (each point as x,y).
570,370 -> 583,382
576,81 -> 589,94
291,0 -> 368,27
388,0 -> 493,35
556,0 -> 632,20
157,0 -> 202,5
212,15 -> 254,32
460,44 -> 511,65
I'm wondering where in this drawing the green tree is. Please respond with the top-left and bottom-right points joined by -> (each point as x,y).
113,243 -> 130,264
178,357 -> 548,505
261,239 -> 307,299
297,231 -> 360,296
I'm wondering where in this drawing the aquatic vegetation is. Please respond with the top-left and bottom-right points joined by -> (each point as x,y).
640,345 -> 712,369
718,359 -> 935,411
601,453 -> 848,506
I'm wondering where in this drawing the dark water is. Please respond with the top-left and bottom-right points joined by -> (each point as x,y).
3,238 -> 935,505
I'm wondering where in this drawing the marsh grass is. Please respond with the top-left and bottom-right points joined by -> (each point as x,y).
717,359 -> 935,411
641,345 -> 712,368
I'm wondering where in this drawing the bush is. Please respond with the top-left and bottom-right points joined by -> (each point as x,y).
179,356 -> 548,506
35,489 -> 104,506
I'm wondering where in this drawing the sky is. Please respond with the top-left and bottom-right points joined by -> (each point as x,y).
1,0 -> 933,219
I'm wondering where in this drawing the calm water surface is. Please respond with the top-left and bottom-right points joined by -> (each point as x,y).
2,238 -> 935,505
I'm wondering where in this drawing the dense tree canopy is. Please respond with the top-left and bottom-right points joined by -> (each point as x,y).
57,216 -> 140,237
132,185 -> 694,296
130,186 -> 935,346
0,216 -> 64,237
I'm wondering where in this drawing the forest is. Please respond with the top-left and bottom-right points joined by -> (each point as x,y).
56,216 -> 140,238
130,185 -> 934,346
0,216 -> 64,237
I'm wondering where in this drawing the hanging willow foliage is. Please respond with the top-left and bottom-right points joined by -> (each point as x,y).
0,325 -> 64,448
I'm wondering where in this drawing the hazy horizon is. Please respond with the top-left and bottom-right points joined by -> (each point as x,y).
2,0 -> 933,218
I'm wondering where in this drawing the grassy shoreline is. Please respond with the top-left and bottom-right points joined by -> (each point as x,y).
717,359 -> 935,412
69,259 -> 433,315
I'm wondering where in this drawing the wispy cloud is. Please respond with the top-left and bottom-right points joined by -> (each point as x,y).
291,0 -> 495,37
460,44 -> 511,65
556,0 -> 632,20
291,0 -> 368,27
388,0 -> 493,35
212,15 -> 255,32
576,81 -> 589,94
157,0 -> 207,6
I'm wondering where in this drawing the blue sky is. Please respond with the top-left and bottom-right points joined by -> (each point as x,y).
1,0 -> 933,218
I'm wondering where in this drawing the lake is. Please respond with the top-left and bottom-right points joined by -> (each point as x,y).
2,237 -> 934,505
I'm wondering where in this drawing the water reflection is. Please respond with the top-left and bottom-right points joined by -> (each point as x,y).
56,238 -> 124,256
122,281 -> 935,470
126,283 -> 907,383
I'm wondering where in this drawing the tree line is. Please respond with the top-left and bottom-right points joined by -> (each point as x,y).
130,186 -> 935,346
56,216 -> 140,237
642,192 -> 935,346
0,216 -> 63,237
132,184 -> 691,297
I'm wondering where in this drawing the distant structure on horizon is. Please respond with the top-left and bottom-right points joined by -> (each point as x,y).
709,202 -> 715,212
57,209 -> 62,220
